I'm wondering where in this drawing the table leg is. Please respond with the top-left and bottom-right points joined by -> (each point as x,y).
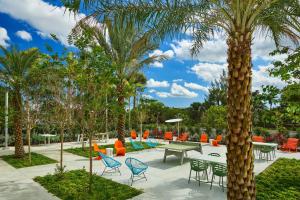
48,137 -> 50,144
163,149 -> 167,163
180,151 -> 184,165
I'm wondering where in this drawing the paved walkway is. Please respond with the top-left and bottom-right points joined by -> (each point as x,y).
0,139 -> 299,200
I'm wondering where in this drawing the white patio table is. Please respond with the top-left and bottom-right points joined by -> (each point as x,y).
40,134 -> 56,145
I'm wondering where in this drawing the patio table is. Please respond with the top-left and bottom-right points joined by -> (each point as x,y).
252,142 -> 278,159
40,134 -> 56,145
190,153 -> 226,165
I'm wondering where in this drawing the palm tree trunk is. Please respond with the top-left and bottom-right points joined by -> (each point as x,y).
117,83 -> 126,145
13,92 -> 25,158
226,32 -> 255,200
26,100 -> 31,165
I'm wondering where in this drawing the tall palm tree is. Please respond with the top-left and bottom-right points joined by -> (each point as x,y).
0,46 -> 40,158
64,0 -> 300,199
71,13 -> 165,144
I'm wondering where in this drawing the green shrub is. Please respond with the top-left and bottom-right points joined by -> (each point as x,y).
256,158 -> 300,200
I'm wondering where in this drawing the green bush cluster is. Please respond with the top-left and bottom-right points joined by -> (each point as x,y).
253,127 -> 271,137
34,169 -> 142,200
256,158 -> 300,200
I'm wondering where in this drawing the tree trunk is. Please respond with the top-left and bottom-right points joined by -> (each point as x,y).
133,89 -> 137,109
26,100 -> 31,165
117,83 -> 125,145
13,92 -> 25,158
226,32 -> 255,199
89,132 -> 93,192
60,126 -> 64,170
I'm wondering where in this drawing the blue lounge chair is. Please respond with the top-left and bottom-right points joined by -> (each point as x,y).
129,138 -> 144,150
146,138 -> 158,148
98,152 -> 122,176
125,157 -> 148,186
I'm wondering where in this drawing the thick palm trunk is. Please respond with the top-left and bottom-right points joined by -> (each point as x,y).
226,32 -> 255,199
117,83 -> 126,144
13,93 -> 25,158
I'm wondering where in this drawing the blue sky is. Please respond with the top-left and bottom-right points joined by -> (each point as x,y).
0,0 -> 287,108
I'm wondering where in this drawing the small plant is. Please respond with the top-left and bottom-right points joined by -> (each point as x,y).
54,164 -> 67,179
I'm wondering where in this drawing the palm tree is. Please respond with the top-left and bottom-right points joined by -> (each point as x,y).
64,0 -> 300,198
0,46 -> 40,158
71,13 -> 165,144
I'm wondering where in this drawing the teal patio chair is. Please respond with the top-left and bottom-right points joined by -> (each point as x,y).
129,138 -> 144,150
146,138 -> 158,148
98,152 -> 122,176
125,157 -> 148,186
188,159 -> 209,186
210,163 -> 227,192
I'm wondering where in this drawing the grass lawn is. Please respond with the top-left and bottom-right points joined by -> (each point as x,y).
1,152 -> 57,168
34,169 -> 142,200
65,142 -> 157,158
256,158 -> 300,200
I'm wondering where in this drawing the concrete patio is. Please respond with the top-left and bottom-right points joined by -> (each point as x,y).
0,139 -> 299,200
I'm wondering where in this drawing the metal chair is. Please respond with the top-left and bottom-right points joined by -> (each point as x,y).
146,138 -> 159,148
259,146 -> 273,161
125,157 -> 148,186
98,152 -> 122,176
129,138 -> 144,150
210,163 -> 227,192
188,159 -> 209,186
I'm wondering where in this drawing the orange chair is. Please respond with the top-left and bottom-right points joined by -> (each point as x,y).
114,140 -> 126,156
212,135 -> 222,146
131,130 -> 137,139
252,135 -> 264,142
177,132 -> 188,141
281,138 -> 299,152
93,143 -> 106,160
143,130 -> 150,139
200,133 -> 208,143
164,132 -> 173,140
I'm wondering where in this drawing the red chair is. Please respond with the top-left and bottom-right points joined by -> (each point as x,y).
252,135 -> 264,142
131,130 -> 137,139
93,143 -> 106,160
114,140 -> 126,156
143,130 -> 150,139
164,131 -> 173,140
212,135 -> 222,146
177,132 -> 188,141
200,133 -> 208,143
281,138 -> 299,152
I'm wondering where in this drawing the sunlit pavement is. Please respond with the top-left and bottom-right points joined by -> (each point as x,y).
0,139 -> 299,200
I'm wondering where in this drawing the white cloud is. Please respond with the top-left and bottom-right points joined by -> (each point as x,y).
156,91 -> 171,98
184,82 -> 209,93
173,79 -> 183,82
151,61 -> 163,68
146,78 -> 170,88
148,89 -> 156,93
149,49 -> 174,59
252,64 -> 286,91
16,30 -> 32,41
0,27 -> 10,47
191,62 -> 227,82
0,0 -> 85,46
170,83 -> 198,98
142,94 -> 153,99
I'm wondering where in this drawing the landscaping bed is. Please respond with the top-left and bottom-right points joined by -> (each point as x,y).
65,142 -> 157,158
256,158 -> 300,200
1,152 -> 57,168
34,169 -> 142,200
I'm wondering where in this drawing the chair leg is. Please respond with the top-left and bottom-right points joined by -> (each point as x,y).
205,170 -> 209,182
130,174 -> 134,186
143,172 -> 147,181
210,173 -> 214,190
219,176 -> 221,186
101,167 -> 106,176
117,167 -> 121,175
188,169 -> 192,183
222,176 -> 224,192
198,172 -> 200,186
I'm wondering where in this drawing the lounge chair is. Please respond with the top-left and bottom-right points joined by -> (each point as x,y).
143,130 -> 150,139
114,140 -> 126,156
177,132 -> 189,141
212,135 -> 222,146
129,138 -> 144,150
200,133 -> 208,143
146,138 -> 159,148
164,131 -> 173,140
125,157 -> 148,186
131,130 -> 137,139
281,138 -> 299,152
252,135 -> 264,142
98,152 -> 122,176
93,143 -> 106,160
